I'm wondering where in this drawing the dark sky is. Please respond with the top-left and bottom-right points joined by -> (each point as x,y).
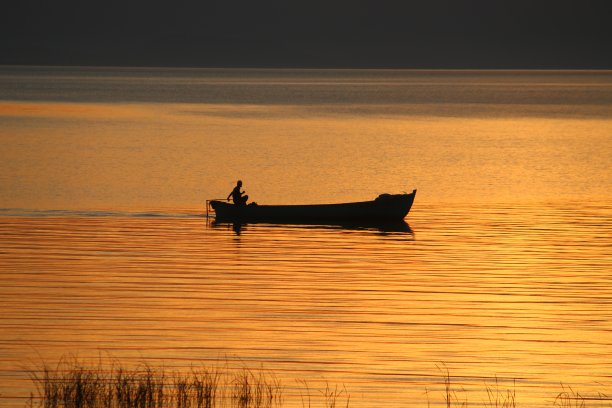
2,0 -> 611,68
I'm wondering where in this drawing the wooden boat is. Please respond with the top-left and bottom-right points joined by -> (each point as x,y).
208,189 -> 416,222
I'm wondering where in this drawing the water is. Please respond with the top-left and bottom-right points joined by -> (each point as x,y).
0,67 -> 611,407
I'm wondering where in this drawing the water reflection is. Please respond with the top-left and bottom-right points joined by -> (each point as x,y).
0,202 -> 610,408
210,218 -> 414,236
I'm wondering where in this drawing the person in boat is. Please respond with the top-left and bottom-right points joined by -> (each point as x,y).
227,180 -> 248,205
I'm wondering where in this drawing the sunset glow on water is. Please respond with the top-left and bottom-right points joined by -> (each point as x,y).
0,68 -> 611,407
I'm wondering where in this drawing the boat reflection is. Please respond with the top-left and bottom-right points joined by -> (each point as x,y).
209,217 -> 414,236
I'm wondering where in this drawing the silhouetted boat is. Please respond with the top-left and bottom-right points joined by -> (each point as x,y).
207,189 -> 416,222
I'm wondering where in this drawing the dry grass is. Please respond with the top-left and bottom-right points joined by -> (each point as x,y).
554,384 -> 586,408
439,365 -> 468,408
230,367 -> 282,408
436,364 -> 517,408
553,384 -> 611,408
27,357 -> 355,408
28,357 -> 282,408
26,357 -> 611,408
485,377 -> 516,408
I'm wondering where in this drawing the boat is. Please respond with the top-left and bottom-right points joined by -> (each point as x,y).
207,189 -> 416,222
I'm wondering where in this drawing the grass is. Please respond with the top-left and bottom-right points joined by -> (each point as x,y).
433,366 -> 608,408
553,383 -> 611,408
484,376 -> 516,408
24,357 -> 610,408
28,356 -> 285,408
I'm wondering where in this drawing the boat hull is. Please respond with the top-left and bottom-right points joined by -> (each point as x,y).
209,190 -> 416,222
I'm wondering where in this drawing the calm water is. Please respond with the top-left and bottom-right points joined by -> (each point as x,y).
0,67 -> 611,406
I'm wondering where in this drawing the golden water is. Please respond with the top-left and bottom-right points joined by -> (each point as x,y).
0,68 -> 611,406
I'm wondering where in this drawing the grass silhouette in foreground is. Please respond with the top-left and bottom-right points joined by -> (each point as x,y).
28,357 -> 295,408
26,357 -> 610,408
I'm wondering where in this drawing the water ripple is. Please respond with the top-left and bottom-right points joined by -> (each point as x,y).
0,202 -> 610,407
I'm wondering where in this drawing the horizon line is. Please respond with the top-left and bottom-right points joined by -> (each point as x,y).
2,63 -> 612,72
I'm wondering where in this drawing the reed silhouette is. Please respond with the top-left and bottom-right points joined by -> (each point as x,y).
25,357 -> 610,408
29,356 -> 284,408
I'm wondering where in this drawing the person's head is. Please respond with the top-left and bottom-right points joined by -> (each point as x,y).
237,180 -> 242,187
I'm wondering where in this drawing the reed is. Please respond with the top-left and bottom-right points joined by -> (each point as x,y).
439,366 -> 468,408
320,383 -> 349,408
28,358 -> 288,408
435,364 -> 517,408
29,358 -> 221,408
551,383 -> 609,408
230,367 -> 282,408
189,367 -> 220,408
485,377 -> 516,408
26,358 -> 610,408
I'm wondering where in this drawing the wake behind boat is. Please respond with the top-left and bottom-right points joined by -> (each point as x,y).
207,189 -> 416,222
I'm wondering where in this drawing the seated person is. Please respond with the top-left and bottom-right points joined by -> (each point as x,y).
227,180 -> 248,205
